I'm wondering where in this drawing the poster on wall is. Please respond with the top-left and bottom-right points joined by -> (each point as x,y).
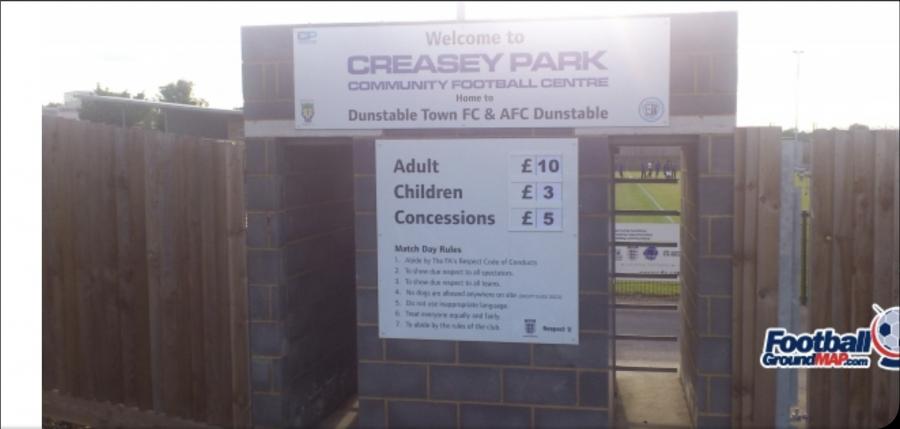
376,139 -> 578,344
614,223 -> 680,276
294,17 -> 670,129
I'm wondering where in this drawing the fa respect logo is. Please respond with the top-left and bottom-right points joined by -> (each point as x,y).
760,304 -> 899,371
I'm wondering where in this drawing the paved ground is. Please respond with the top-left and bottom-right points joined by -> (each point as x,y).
317,398 -> 357,429
614,301 -> 690,427
322,303 -> 689,428
615,372 -> 693,428
616,305 -> 680,369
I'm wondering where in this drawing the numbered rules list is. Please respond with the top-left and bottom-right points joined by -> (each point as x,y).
375,139 -> 579,344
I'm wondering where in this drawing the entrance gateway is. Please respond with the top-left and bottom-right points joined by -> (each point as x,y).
240,12 -> 738,428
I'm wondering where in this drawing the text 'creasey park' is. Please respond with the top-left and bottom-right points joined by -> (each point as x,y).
347,51 -> 607,74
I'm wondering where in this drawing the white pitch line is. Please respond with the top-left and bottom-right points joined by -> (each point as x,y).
636,183 -> 674,223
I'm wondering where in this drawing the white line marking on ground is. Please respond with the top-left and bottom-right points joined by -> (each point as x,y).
636,183 -> 674,223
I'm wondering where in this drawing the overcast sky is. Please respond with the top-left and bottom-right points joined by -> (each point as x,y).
37,1 -> 899,130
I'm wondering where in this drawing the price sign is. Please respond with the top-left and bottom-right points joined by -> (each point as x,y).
376,138 -> 579,344
508,154 -> 564,232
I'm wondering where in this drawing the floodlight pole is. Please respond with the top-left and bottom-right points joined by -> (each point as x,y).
793,50 -> 804,139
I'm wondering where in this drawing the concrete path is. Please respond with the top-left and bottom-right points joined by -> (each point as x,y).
616,306 -> 680,369
615,372 -> 692,428
614,299 -> 691,427
318,398 -> 357,429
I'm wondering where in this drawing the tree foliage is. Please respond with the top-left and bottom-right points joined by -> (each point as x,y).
78,83 -> 157,128
782,127 -> 811,142
76,80 -> 208,130
158,80 -> 208,107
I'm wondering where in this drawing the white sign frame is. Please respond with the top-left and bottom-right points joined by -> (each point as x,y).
294,18 -> 670,129
375,138 -> 579,344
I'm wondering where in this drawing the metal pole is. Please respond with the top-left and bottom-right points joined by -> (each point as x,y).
776,139 -> 799,428
800,211 -> 809,305
792,50 -> 804,140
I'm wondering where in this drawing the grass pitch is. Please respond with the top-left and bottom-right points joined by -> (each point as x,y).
614,171 -> 682,224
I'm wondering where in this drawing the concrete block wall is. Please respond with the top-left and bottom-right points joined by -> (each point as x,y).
692,135 -> 735,428
679,137 -> 701,425
241,11 -> 738,428
678,135 -> 736,428
353,135 -> 613,428
246,138 -> 357,427
668,13 -> 738,117
241,25 -> 295,121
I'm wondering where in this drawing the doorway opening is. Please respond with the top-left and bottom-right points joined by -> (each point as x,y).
609,140 -> 692,427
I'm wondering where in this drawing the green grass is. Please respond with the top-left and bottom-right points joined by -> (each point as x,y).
614,171 -> 682,224
612,171 -> 682,296
614,280 -> 680,297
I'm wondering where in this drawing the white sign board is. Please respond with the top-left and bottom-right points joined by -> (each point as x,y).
294,18 -> 670,129
376,139 -> 578,344
614,223 -> 680,276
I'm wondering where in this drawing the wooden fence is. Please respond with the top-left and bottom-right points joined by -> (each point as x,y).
731,127 -> 782,427
806,129 -> 899,428
732,128 -> 900,428
42,116 -> 250,427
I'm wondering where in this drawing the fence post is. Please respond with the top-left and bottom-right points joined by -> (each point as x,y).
799,211 -> 809,306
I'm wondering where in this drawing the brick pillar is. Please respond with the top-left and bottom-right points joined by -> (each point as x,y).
354,136 -> 613,428
246,138 -> 357,427
245,137 -> 289,427
692,134 -> 736,428
679,138 -> 701,424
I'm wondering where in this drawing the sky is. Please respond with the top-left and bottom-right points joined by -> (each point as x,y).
36,1 -> 900,130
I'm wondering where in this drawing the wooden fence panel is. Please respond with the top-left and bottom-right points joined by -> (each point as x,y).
117,125 -> 153,409
739,127 -> 761,425
143,126 -> 163,411
734,128 -> 899,428
847,130 -> 875,427
184,135 -> 208,421
807,129 -> 900,429
732,127 -> 780,427
829,130 -> 851,427
870,131 -> 898,426
43,117 -> 61,391
199,139 -> 227,425
731,127 -> 747,427
42,117 -> 249,427
72,119 -> 98,401
226,142 -> 251,427
808,129 -> 835,429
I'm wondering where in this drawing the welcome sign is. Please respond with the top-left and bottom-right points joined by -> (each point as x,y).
293,17 -> 670,129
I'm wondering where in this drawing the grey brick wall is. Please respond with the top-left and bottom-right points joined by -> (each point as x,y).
245,138 -> 357,427
694,135 -> 735,427
242,11 -> 739,428
688,134 -> 736,427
